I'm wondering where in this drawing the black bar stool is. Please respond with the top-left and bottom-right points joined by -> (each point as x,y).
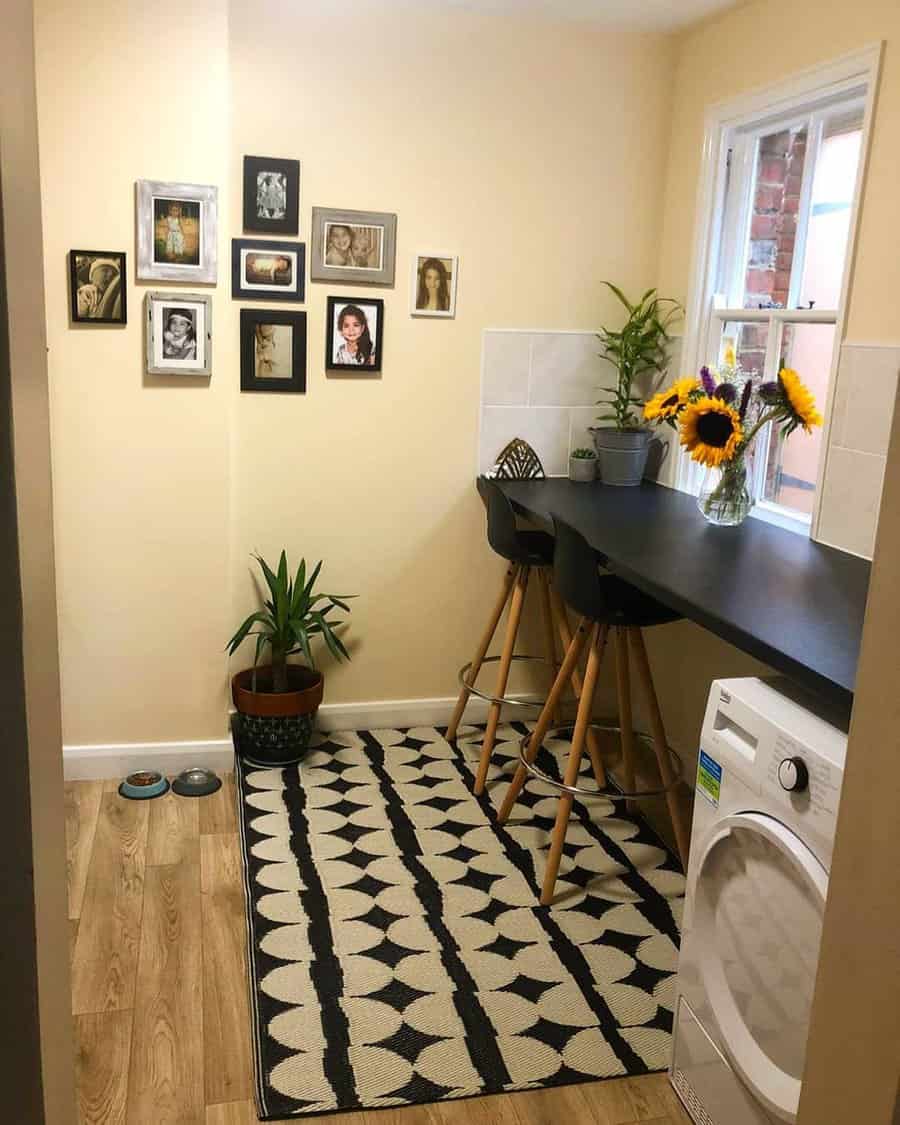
497,514 -> 689,904
448,478 -> 609,798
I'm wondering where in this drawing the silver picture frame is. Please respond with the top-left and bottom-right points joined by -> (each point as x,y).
144,291 -> 212,376
310,207 -> 397,286
136,179 -> 218,283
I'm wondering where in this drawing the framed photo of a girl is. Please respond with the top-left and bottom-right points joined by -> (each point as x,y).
326,297 -> 383,373
144,291 -> 212,376
311,207 -> 396,286
411,253 -> 458,318
136,180 -> 218,283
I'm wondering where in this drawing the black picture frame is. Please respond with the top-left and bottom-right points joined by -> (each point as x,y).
69,250 -> 127,324
243,155 -> 300,235
326,296 -> 384,373
240,308 -> 307,394
232,239 -> 305,302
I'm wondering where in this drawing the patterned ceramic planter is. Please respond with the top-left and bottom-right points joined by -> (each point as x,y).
232,664 -> 324,766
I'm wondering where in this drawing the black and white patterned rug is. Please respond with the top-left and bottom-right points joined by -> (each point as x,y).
236,722 -> 685,1120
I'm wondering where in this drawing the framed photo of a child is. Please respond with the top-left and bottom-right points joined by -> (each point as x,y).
240,308 -> 307,394
410,253 -> 458,318
145,292 -> 212,376
69,250 -> 127,324
310,207 -> 397,286
326,297 -> 383,374
242,156 -> 300,236
136,180 -> 218,283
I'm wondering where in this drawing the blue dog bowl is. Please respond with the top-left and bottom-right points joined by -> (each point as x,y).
118,770 -> 170,800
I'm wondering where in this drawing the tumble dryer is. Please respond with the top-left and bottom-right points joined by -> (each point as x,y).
670,677 -> 847,1124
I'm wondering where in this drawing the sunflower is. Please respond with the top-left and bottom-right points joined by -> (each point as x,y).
679,396 -> 744,467
644,377 -> 698,423
779,368 -> 822,432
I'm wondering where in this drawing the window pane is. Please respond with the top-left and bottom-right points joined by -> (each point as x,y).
742,126 -> 808,310
718,320 -> 770,380
762,322 -> 836,514
795,118 -> 862,309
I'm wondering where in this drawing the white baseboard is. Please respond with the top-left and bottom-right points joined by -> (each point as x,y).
62,692 -> 548,780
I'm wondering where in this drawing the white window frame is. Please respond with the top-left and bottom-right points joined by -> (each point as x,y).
677,44 -> 883,539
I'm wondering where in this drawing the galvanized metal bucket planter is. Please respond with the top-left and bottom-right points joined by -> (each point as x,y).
589,427 -> 652,487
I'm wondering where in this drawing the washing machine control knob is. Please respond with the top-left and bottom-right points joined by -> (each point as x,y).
778,756 -> 809,793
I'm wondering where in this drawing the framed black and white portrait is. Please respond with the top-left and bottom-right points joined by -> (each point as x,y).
243,156 -> 300,236
69,250 -> 127,324
411,253 -> 458,318
136,180 -> 218,283
231,239 -> 305,302
145,291 -> 212,376
326,297 -> 383,373
310,208 -> 396,286
240,308 -> 307,394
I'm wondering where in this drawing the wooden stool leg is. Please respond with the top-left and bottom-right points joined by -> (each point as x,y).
549,584 -> 606,789
541,624 -> 609,906
446,564 -> 518,741
615,626 -> 637,814
536,570 -> 562,725
497,618 -> 592,824
474,566 -> 530,795
628,627 -> 690,868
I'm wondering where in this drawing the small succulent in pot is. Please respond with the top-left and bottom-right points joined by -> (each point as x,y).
569,447 -> 597,482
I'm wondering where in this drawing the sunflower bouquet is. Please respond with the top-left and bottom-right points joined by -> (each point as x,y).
644,359 -> 823,525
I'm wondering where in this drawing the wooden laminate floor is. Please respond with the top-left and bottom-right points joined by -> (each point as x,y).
66,775 -> 692,1125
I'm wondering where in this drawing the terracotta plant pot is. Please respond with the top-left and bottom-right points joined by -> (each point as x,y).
232,664 -> 324,766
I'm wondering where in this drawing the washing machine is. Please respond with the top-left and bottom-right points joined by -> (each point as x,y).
670,677 -> 848,1125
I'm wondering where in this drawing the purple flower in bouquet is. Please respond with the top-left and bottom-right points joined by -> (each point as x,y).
758,381 -> 782,405
700,365 -> 717,396
715,382 -> 737,404
739,378 -> 753,419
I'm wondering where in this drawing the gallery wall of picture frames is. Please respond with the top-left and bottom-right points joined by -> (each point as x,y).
66,151 -> 459,390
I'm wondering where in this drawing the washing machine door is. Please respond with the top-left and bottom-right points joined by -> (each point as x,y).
690,811 -> 828,1124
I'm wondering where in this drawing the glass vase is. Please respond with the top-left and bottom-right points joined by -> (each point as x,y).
698,460 -> 753,526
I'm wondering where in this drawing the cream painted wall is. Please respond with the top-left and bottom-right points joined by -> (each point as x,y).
36,0 -> 234,744
35,0 -> 677,745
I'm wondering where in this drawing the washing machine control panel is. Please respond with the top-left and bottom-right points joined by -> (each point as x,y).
777,756 -> 809,792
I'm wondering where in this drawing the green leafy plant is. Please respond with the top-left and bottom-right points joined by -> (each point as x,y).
227,551 -> 353,693
596,282 -> 682,430
570,448 -> 596,459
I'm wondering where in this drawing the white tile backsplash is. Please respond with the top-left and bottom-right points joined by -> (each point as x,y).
479,406 -> 570,477
481,332 -> 531,406
816,446 -> 886,559
836,346 -> 899,456
530,332 -> 610,407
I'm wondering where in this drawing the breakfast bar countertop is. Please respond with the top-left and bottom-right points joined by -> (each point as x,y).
498,478 -> 871,708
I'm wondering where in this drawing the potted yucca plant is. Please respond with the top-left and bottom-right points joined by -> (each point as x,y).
590,282 -> 682,486
227,551 -> 353,766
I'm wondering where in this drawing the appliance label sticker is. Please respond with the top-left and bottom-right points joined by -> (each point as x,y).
697,751 -> 722,807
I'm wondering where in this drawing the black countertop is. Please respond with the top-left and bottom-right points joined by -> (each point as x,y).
499,478 -> 870,708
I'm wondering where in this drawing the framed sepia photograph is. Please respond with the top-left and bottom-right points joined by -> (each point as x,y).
231,239 -> 305,302
310,207 -> 396,286
145,291 -> 212,376
69,250 -> 127,324
243,155 -> 300,236
136,180 -> 218,283
326,296 -> 384,373
411,253 -> 458,318
240,308 -> 307,394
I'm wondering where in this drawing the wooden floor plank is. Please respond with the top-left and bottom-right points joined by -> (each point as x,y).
147,790 -> 200,866
71,790 -> 149,1014
431,1093 -> 520,1124
199,771 -> 237,836
205,1101 -> 257,1125
508,1084 -> 598,1124
74,1009 -> 132,1125
201,832 -> 253,1107
636,1074 -> 692,1123
579,1077 -> 641,1125
127,840 -> 204,1124
65,779 -> 103,920
625,1074 -> 670,1120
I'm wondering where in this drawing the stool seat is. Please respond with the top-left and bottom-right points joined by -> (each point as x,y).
592,575 -> 681,628
513,529 -> 555,567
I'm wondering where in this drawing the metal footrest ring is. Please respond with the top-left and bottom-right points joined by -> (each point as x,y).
457,655 -> 551,709
517,723 -> 683,800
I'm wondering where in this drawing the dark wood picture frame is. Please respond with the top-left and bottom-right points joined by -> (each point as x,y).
326,296 -> 384,373
231,239 -> 306,302
242,155 -> 300,236
69,250 -> 127,324
240,308 -> 307,394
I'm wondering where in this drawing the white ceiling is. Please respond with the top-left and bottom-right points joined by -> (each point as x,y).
411,0 -> 741,33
